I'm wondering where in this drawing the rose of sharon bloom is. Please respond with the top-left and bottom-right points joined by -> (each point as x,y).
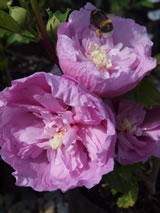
57,3 -> 156,97
113,99 -> 160,165
0,72 -> 116,192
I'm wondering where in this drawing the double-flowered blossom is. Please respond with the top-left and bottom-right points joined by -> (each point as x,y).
112,99 -> 160,165
57,2 -> 156,97
0,72 -> 116,191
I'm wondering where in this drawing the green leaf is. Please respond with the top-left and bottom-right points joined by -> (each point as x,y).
0,9 -> 22,33
46,14 -> 60,40
18,0 -> 29,9
111,188 -> 118,195
124,76 -> 160,108
117,186 -> 138,208
136,0 -> 153,8
0,29 -> 8,38
54,8 -> 71,22
111,0 -> 130,13
0,0 -> 12,10
7,33 -> 31,45
39,0 -> 46,8
104,163 -> 142,208
106,163 -> 140,193
9,6 -> 29,28
46,8 -> 71,43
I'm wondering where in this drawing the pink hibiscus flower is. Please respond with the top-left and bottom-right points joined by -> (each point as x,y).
112,99 -> 160,164
0,72 -> 116,191
57,2 -> 156,97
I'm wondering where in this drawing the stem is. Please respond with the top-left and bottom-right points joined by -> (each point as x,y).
30,0 -> 58,64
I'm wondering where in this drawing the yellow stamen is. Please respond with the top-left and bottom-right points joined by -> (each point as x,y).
50,131 -> 65,150
121,118 -> 136,133
90,43 -> 112,69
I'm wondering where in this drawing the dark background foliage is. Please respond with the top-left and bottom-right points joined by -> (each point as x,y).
0,0 -> 160,212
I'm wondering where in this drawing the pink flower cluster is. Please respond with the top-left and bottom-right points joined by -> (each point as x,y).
0,2 -> 159,192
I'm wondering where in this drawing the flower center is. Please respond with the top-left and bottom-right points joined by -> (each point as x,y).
120,118 -> 136,133
50,130 -> 66,150
90,43 -> 112,69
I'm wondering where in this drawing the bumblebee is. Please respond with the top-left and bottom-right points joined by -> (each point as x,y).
89,9 -> 113,38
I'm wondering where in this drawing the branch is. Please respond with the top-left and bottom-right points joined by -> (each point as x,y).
30,0 -> 58,64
